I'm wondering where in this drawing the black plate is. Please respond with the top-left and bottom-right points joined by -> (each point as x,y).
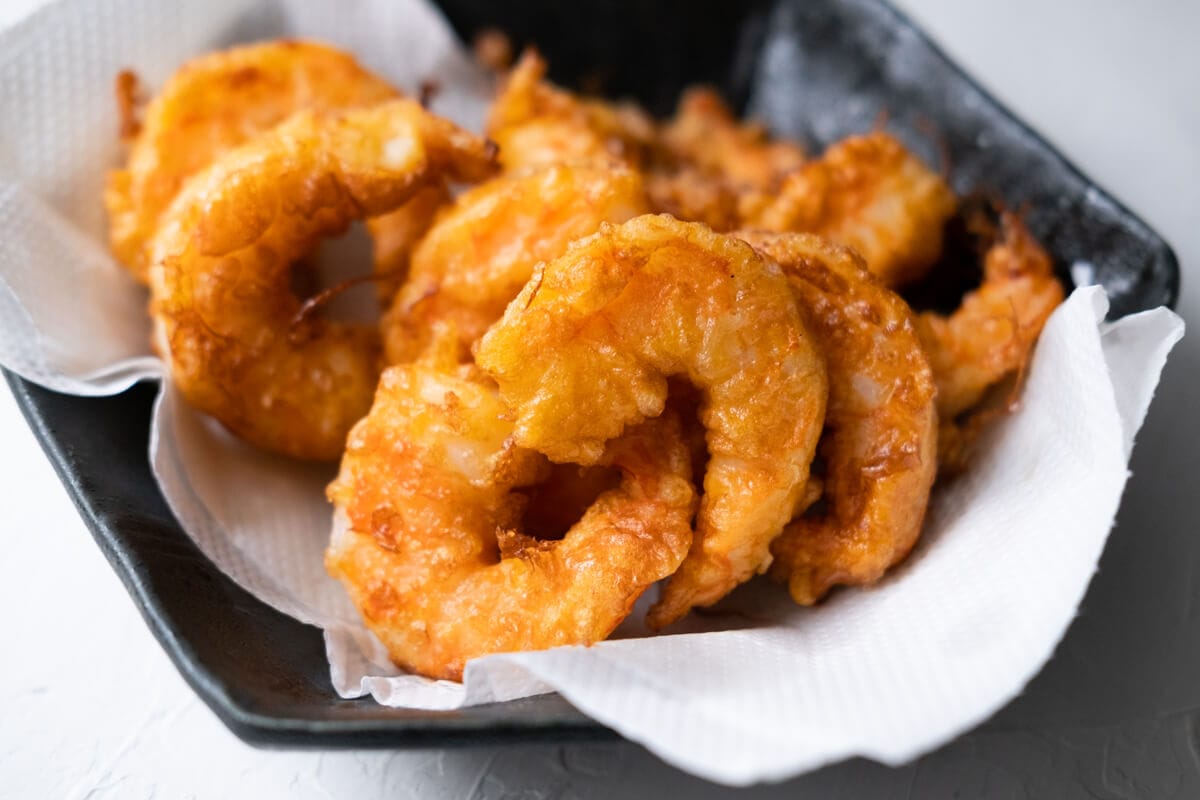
6,0 -> 1179,753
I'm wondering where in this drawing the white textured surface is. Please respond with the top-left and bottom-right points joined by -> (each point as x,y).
2,0 -> 1199,796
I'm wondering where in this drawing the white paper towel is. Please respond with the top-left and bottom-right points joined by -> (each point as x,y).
0,0 -> 1185,786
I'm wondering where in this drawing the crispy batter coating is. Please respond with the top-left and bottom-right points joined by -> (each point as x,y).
646,89 -> 805,232
740,232 -> 938,604
382,162 -> 647,364
148,100 -> 497,460
475,215 -> 827,627
747,132 -> 957,287
106,40 -> 403,283
645,166 -> 744,231
326,360 -> 696,680
487,51 -> 657,171
660,88 -> 806,191
485,59 -> 806,236
917,212 -> 1064,470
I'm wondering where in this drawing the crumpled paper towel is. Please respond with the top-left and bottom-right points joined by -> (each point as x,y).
0,0 -> 1185,786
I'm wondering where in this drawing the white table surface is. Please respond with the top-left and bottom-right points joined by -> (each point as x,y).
2,0 -> 1197,796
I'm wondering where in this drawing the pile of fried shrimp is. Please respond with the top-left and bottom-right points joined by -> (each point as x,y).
107,39 -> 1064,681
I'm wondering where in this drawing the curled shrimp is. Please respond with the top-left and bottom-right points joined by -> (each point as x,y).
916,212 -> 1064,471
382,162 -> 647,364
325,358 -> 696,681
740,232 -> 938,604
486,50 -> 657,171
475,215 -> 828,628
106,40 -> 406,284
746,132 -> 957,287
148,100 -> 497,460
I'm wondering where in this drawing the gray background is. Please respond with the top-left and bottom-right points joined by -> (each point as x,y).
2,0 -> 1197,796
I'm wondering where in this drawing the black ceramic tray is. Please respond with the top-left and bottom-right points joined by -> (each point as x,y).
6,0 -> 1179,755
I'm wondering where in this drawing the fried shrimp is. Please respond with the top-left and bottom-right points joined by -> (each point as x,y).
148,100 -> 497,460
326,360 -> 696,680
660,88 -> 806,192
382,163 -> 647,364
106,40 -> 404,283
646,90 -> 804,232
916,212 -> 1064,470
475,215 -> 828,628
746,132 -> 957,287
487,51 -> 657,171
740,232 -> 938,605
644,166 -> 744,231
